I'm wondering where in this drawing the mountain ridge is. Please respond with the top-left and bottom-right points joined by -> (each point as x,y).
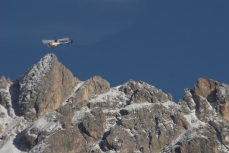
0,53 -> 229,153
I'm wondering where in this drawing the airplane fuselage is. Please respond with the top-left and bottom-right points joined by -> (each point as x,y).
42,37 -> 73,48
47,42 -> 61,48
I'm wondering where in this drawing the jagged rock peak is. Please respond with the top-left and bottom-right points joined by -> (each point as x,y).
192,78 -> 229,123
119,79 -> 171,103
19,53 -> 55,90
64,75 -> 110,105
194,78 -> 220,102
0,76 -> 12,89
1,53 -> 229,153
17,53 -> 79,121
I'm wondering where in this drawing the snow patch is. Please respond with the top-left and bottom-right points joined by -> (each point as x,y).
72,107 -> 91,124
102,109 -> 120,114
112,85 -> 122,91
124,103 -> 154,112
0,106 -> 28,153
124,128 -> 134,137
0,105 -> 27,139
184,111 -> 206,128
161,101 -> 176,109
173,129 -> 197,145
90,89 -> 126,104
27,112 -> 62,137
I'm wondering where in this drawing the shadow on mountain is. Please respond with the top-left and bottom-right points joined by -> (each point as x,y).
13,130 -> 27,152
9,79 -> 20,116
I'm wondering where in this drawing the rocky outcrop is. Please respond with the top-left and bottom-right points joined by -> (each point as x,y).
106,103 -> 188,153
194,78 -> 220,102
179,137 -> 219,153
0,76 -> 11,89
22,74 -> 110,152
0,76 -> 15,117
119,80 -> 170,104
193,78 -> 229,122
1,54 -> 229,153
0,76 -> 11,108
216,84 -> 229,122
66,75 -> 110,105
17,54 -> 79,121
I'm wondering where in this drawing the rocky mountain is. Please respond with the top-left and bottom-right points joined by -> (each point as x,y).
0,53 -> 229,153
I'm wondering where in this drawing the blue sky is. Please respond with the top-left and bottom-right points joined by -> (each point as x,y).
1,0 -> 229,102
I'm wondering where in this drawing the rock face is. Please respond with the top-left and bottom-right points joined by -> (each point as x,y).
1,54 -> 229,153
0,76 -> 13,116
16,54 -> 79,121
194,78 -> 229,122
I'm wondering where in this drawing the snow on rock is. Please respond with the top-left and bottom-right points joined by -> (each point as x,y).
217,85 -> 228,102
71,107 -> 91,124
124,102 -> 154,112
90,88 -> 126,104
0,105 -> 28,153
89,141 -> 104,153
104,116 -> 117,132
0,135 -> 27,153
0,105 -> 13,134
0,82 -> 15,117
19,54 -> 54,92
173,129 -> 197,144
0,105 -> 27,138
184,111 -> 206,128
1,52 -> 229,153
27,112 -> 62,138
29,141 -> 49,153
62,81 -> 85,105
161,129 -> 198,153
161,101 -> 176,109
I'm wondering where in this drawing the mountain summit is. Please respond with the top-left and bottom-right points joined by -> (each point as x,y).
0,54 -> 229,153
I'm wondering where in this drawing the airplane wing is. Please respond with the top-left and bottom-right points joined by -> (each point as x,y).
42,40 -> 54,44
58,37 -> 70,42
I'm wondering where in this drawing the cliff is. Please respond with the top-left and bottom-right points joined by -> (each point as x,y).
0,54 -> 229,153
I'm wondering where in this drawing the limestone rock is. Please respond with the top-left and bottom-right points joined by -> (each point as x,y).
80,107 -> 106,140
1,53 -> 229,153
0,76 -> 11,89
183,88 -> 196,110
113,102 -> 189,153
193,78 -> 229,123
17,54 -> 79,121
0,76 -> 11,107
120,80 -> 169,104
0,76 -> 15,117
216,84 -> 229,122
66,76 -> 110,105
179,137 -> 219,153
119,85 -> 133,98
194,78 -> 220,102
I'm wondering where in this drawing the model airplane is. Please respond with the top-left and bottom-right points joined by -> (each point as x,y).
42,37 -> 73,48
